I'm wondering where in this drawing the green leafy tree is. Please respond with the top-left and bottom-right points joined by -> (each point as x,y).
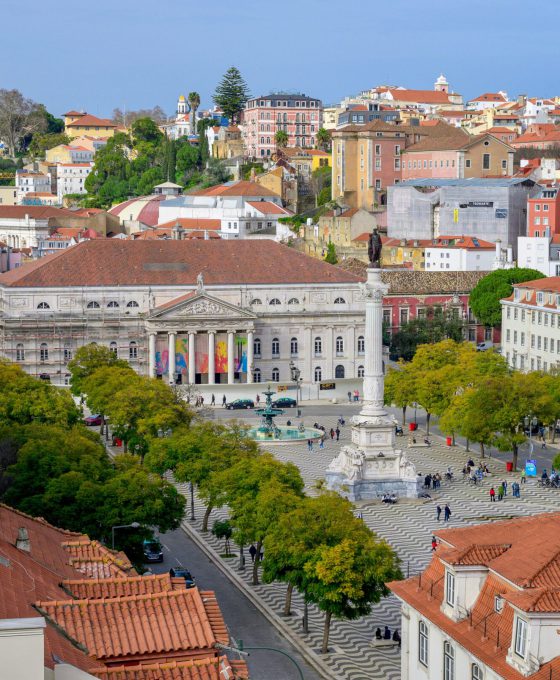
389,314 -> 465,361
68,343 -> 131,396
132,117 -> 164,144
469,268 -> 545,327
275,130 -> 288,148
384,362 -> 417,425
213,66 -> 250,124
316,127 -> 331,151
28,132 -> 71,158
324,242 -> 338,264
212,519 -> 233,556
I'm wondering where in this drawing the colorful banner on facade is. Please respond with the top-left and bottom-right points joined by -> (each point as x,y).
154,333 -> 248,377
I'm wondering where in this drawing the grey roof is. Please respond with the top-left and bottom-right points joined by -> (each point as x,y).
399,178 -> 535,188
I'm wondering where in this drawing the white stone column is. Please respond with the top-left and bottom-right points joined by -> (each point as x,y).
227,331 -> 235,385
304,326 -> 312,383
246,330 -> 254,383
361,268 -> 389,417
208,332 -> 215,385
148,333 -> 156,377
168,332 -> 176,384
188,332 -> 196,385
348,325 -> 356,376
326,326 -> 334,380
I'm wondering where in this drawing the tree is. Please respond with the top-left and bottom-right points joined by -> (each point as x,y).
213,67 -> 250,124
389,313 -> 465,361
0,89 -> 46,156
132,117 -> 164,144
212,519 -> 233,556
324,242 -> 338,264
316,128 -> 331,151
274,130 -> 288,148
28,132 -> 71,158
112,106 -> 168,126
68,343 -> 131,396
469,268 -> 545,327
384,362 -> 417,425
188,92 -> 201,136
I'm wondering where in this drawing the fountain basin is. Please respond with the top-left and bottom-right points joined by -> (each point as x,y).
247,426 -> 324,444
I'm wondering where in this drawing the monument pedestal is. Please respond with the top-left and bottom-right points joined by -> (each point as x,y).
325,267 -> 422,500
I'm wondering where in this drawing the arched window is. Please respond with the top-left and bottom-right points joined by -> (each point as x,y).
314,337 -> 322,355
253,368 -> 261,383
358,365 -> 365,378
314,366 -> 322,382
16,343 -> 24,361
287,298 -> 300,305
358,335 -> 365,354
471,664 -> 483,680
443,641 -> 454,680
290,337 -> 298,356
271,367 -> 280,382
37,302 -> 50,309
87,301 -> 100,309
269,298 -> 281,306
126,300 -> 139,308
334,297 -> 346,304
129,341 -> 138,359
110,341 -> 118,356
254,338 -> 261,357
40,343 -> 49,361
336,336 -> 344,355
251,298 -> 262,306
335,365 -> 345,378
63,344 -> 72,362
107,301 -> 119,308
272,337 -> 280,356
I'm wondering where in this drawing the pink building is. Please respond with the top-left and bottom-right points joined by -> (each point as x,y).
243,93 -> 322,158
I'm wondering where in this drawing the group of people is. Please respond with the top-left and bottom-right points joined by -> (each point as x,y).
374,626 -> 401,647
462,459 -> 490,484
381,493 -> 397,504
435,504 -> 452,522
489,480 -> 521,500
423,473 -> 443,490
347,390 -> 361,403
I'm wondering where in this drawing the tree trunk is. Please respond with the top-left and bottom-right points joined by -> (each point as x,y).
202,504 -> 213,532
321,611 -> 332,654
512,443 -> 518,472
480,442 -> 485,459
238,545 -> 245,572
283,583 -> 294,616
303,599 -> 309,634
426,412 -> 431,436
402,405 -> 407,426
189,482 -> 196,521
466,438 -> 470,452
252,540 -> 262,585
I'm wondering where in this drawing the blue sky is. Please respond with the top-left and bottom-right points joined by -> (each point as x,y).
3,0 -> 559,118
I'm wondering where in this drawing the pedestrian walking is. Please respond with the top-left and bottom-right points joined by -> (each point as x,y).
502,480 -> 507,496
249,544 -> 257,563
512,481 -> 521,498
498,484 -> 504,501
330,428 -> 335,440
347,391 -> 352,403
489,487 -> 496,502
319,436 -> 325,449
335,426 -> 340,441
222,395 -> 227,407
211,393 -> 215,406
520,468 -> 526,484
541,436 -> 547,449
307,439 -> 313,452
436,505 -> 442,521
424,474 -> 432,489
431,536 -> 438,551
444,504 -> 451,522
256,394 -> 260,405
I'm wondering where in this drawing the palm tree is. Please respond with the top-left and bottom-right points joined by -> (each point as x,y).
275,130 -> 288,149
188,92 -> 201,136
316,127 -> 331,151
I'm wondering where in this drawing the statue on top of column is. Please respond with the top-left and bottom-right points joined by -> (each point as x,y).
196,272 -> 204,292
368,229 -> 382,268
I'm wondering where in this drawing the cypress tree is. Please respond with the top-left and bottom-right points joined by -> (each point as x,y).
213,66 -> 250,124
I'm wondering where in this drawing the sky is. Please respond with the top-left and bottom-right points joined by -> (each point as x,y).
3,0 -> 560,119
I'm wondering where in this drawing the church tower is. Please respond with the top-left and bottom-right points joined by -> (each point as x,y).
434,74 -> 449,93
177,95 -> 187,115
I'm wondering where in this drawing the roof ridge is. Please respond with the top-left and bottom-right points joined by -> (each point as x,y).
37,586 -> 197,607
0,503 -> 83,537
522,548 -> 560,587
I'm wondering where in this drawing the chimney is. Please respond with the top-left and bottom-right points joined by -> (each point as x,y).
16,527 -> 30,552
495,239 -> 502,259
506,244 -> 513,263
171,222 -> 184,241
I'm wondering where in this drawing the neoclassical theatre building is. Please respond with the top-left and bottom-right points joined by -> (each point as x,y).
0,240 -> 367,387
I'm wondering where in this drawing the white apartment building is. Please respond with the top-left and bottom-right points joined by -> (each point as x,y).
424,236 -> 496,271
390,513 -> 560,680
517,235 -> 560,277
56,162 -> 94,202
15,171 -> 51,203
501,276 -> 560,372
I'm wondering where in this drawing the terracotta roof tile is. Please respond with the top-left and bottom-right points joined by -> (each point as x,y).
62,573 -> 177,600
0,206 -> 76,220
0,240 -> 359,288
246,200 -> 292,215
156,218 -> 222,230
62,539 -> 135,578
387,89 -> 452,104
35,588 -> 228,661
67,114 -> 117,128
504,588 -> 560,613
90,656 -> 249,680
189,180 -> 279,198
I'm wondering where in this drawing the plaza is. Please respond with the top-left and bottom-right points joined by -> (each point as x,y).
181,401 -> 560,680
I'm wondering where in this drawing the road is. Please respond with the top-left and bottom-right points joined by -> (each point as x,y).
152,527 -> 324,680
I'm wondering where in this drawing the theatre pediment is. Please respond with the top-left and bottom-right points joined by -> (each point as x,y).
149,291 -> 256,321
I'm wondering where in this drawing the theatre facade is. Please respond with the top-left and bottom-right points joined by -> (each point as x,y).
0,239 -> 366,388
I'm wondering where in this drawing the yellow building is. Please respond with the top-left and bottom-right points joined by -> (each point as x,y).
64,111 -> 118,139
300,207 -> 377,260
212,125 -> 245,159
381,238 -> 429,270
282,148 -> 331,176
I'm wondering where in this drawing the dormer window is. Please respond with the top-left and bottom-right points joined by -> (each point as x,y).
514,617 -> 528,658
537,292 -> 544,305
494,595 -> 503,613
446,571 -> 455,606
514,289 -> 520,301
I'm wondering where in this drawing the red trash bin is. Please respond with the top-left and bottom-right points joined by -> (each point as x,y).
506,461 -> 513,472
446,436 -> 452,446
409,422 -> 418,431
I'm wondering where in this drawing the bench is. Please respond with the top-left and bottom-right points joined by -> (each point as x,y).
370,638 -> 398,648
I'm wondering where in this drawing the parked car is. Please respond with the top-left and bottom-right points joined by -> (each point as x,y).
272,397 -> 297,408
169,566 -> 195,588
84,414 -> 103,426
226,399 -> 255,410
476,341 -> 493,352
142,539 -> 164,563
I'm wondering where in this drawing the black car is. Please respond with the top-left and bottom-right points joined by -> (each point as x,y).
169,566 -> 196,588
226,399 -> 255,410
272,397 -> 297,408
142,539 -> 164,563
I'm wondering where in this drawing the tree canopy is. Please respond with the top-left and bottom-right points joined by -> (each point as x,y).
213,67 -> 250,123
469,268 -> 545,327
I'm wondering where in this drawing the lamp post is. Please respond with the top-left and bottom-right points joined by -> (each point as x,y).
111,522 -> 140,550
524,415 -> 538,455
289,360 -> 302,413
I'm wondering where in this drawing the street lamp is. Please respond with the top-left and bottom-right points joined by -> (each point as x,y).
289,360 -> 302,413
524,415 -> 538,454
111,522 -> 141,550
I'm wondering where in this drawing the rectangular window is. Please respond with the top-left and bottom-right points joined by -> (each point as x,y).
465,159 -> 471,168
521,332 -> 525,346
444,642 -> 455,680
506,329 -> 510,342
375,144 -> 381,155
544,204 -> 549,211
514,618 -> 528,658
483,153 -> 491,170
446,571 -> 455,606
383,309 -> 391,326
418,621 -> 429,666
400,308 -> 409,325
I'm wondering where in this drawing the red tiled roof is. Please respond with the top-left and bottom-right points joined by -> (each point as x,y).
387,89 -> 451,104
67,114 -> 117,128
504,587 -> 560,613
156,218 -> 222,230
62,573 -> 183,600
470,92 -> 508,103
246,200 -> 292,215
426,236 -> 495,250
35,589 -> 229,661
322,208 -> 359,218
189,180 -> 279,198
90,656 -> 249,680
0,240 -> 360,287
62,539 -> 135,578
0,206 -> 76,220
64,110 -> 86,116
108,195 -> 166,227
